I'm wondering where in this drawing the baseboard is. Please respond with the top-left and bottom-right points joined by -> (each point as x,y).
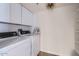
37,51 -> 59,56
40,50 -> 60,56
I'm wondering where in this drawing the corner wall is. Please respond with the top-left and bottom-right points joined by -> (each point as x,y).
34,6 -> 77,56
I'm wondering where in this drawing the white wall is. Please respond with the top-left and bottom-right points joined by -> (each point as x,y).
34,6 -> 78,56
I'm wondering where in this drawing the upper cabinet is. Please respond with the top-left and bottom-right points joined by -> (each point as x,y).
10,3 -> 21,24
0,4 -> 10,22
0,3 -> 34,26
22,7 -> 33,26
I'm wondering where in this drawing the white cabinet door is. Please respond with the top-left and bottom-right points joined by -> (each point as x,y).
10,3 -> 21,24
0,3 -> 10,22
1,38 -> 31,56
32,15 -> 39,27
32,34 -> 40,56
22,7 -> 33,26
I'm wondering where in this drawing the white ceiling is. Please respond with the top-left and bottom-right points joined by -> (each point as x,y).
21,3 -> 79,13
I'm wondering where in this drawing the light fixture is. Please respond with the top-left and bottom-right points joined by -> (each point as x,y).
47,3 -> 54,9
